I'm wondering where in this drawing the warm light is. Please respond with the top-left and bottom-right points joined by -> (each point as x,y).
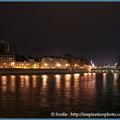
114,73 -> 118,81
92,73 -> 96,76
42,75 -> 48,80
33,64 -> 37,69
103,73 -> 106,81
11,62 -> 15,66
74,64 -> 79,67
10,75 -> 16,92
10,75 -> 16,79
20,75 -> 24,79
24,75 -> 29,80
65,74 -> 71,80
74,73 -> 80,80
56,63 -> 61,67
55,74 -> 61,80
84,73 -> 87,76
65,63 -> 70,67
92,73 -> 96,79
88,73 -> 92,76
44,63 -> 48,66
42,75 -> 48,91
84,73 -> 88,79
32,75 -> 37,79
1,76 -> 7,92
74,73 -> 80,77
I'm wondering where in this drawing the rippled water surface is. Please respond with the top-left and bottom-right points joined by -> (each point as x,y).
0,73 -> 120,117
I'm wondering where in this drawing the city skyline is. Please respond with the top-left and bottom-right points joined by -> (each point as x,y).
0,2 -> 120,65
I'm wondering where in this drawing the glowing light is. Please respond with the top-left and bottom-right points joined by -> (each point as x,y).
20,75 -> 24,79
20,75 -> 30,85
24,75 -> 29,80
10,75 -> 16,92
42,75 -> 48,90
44,63 -> 48,66
103,73 -> 106,81
65,63 -> 70,67
74,73 -> 80,80
33,64 -> 37,69
83,73 -> 88,79
55,74 -> 61,89
1,76 -> 7,92
55,74 -> 61,80
42,75 -> 48,80
84,73 -> 87,76
88,73 -> 91,75
32,75 -> 37,79
11,62 -> 15,67
74,73 -> 80,77
92,73 -> 96,79
10,75 -> 16,79
114,73 -> 118,81
74,64 -> 79,68
65,74 -> 71,80
56,63 -> 61,67
74,64 -> 78,67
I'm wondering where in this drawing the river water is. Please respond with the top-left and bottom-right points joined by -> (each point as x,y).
0,73 -> 120,118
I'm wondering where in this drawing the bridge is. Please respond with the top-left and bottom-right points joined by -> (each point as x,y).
91,68 -> 120,74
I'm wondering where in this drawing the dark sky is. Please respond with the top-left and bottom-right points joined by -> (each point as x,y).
0,2 -> 120,65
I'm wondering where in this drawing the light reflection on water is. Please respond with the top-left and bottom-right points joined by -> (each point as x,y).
1,76 -> 7,92
32,75 -> 37,88
9,75 -> 16,92
41,75 -> 48,94
55,74 -> 61,90
0,73 -> 119,117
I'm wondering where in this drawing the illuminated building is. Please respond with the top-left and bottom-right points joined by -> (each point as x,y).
14,59 -> 40,69
40,56 -> 70,69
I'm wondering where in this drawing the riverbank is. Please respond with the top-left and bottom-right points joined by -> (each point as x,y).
0,68 -> 89,75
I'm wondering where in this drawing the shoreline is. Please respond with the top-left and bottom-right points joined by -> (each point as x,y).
0,68 -> 89,75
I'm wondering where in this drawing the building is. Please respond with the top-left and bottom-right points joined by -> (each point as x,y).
0,54 -> 15,68
0,40 -> 15,68
40,56 -> 70,69
0,40 -> 10,54
14,59 -> 40,69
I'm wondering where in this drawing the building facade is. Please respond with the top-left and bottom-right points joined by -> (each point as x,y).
40,56 -> 70,69
0,55 -> 15,68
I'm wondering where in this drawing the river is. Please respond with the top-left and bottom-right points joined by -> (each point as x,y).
0,73 -> 120,118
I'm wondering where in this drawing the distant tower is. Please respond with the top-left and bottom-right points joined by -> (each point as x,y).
0,40 -> 10,54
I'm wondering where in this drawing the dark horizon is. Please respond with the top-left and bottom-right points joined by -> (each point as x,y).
0,2 -> 120,65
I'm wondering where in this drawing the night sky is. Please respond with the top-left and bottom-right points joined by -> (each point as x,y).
0,2 -> 120,65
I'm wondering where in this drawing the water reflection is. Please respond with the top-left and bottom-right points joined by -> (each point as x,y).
84,73 -> 88,79
55,74 -> 61,90
113,73 -> 118,88
20,75 -> 25,89
1,76 -> 7,92
74,73 -> 80,80
32,75 -> 37,88
65,74 -> 71,80
41,75 -> 48,92
73,73 -> 80,98
10,75 -> 16,92
103,73 -> 107,90
65,74 -> 71,99
0,73 -> 120,117
24,75 -> 30,88
92,73 -> 96,79
19,75 -> 30,92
